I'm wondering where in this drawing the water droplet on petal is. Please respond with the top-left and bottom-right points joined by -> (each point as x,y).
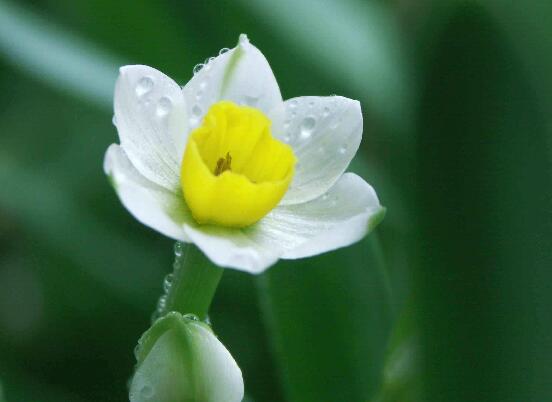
192,105 -> 203,117
288,100 -> 297,109
156,96 -> 172,117
322,193 -> 329,201
112,115 -> 117,127
219,47 -> 230,55
135,77 -> 153,97
203,57 -> 214,71
193,63 -> 204,75
339,144 -> 348,154
244,94 -> 259,106
199,81 -> 207,90
308,100 -> 315,108
300,116 -> 316,139
323,107 -> 330,117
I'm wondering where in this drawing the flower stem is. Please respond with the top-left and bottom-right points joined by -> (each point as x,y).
161,242 -> 223,321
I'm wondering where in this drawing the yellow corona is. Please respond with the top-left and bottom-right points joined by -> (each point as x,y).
181,101 -> 296,228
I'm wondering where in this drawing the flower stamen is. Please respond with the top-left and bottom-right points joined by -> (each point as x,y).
214,152 -> 232,176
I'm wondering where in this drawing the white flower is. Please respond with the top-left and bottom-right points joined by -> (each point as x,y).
104,34 -> 385,274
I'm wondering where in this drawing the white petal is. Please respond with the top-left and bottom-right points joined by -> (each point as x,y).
182,34 -> 282,129
183,224 -> 280,274
271,96 -> 363,205
104,144 -> 192,242
253,173 -> 384,259
114,65 -> 188,192
187,321 -> 244,402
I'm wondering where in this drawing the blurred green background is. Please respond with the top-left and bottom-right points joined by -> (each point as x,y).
0,0 -> 550,401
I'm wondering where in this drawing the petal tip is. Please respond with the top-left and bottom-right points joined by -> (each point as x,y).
368,206 -> 386,231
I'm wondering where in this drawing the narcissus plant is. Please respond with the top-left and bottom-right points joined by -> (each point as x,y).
105,34 -> 384,273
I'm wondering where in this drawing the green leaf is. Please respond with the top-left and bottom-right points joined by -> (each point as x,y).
257,235 -> 393,402
415,3 -> 552,401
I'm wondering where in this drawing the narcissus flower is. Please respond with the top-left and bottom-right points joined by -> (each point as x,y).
105,34 -> 385,273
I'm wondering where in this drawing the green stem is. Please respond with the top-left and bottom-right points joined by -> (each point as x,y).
161,242 -> 223,321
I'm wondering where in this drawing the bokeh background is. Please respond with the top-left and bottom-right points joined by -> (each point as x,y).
0,0 -> 551,401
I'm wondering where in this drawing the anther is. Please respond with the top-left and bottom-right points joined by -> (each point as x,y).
214,152 -> 232,176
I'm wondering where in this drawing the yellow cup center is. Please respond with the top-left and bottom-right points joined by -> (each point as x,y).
180,101 -> 296,228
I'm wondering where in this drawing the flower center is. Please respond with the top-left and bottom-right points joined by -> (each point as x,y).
180,101 -> 296,228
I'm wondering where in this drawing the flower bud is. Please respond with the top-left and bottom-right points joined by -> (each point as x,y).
129,312 -> 244,402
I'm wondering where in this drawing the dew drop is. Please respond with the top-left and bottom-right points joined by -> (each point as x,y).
196,90 -> 203,100
163,273 -> 174,293
174,242 -> 183,257
308,100 -> 315,108
338,144 -> 348,154
192,105 -> 203,117
184,313 -> 200,322
300,116 -> 316,139
112,115 -> 117,127
323,107 -> 330,117
156,97 -> 172,117
193,63 -> 204,75
135,77 -> 153,97
219,47 -> 230,55
199,81 -> 207,90
140,384 -> 154,399
322,193 -> 329,201
288,100 -> 297,109
244,94 -> 259,106
156,296 -> 167,315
